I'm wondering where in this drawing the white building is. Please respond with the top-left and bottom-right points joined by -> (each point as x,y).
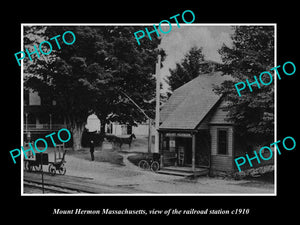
106,122 -> 155,137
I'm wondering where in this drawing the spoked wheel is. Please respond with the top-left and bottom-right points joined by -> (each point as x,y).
48,163 -> 56,176
150,161 -> 160,172
24,161 -> 29,171
58,164 -> 66,175
34,164 -> 42,172
25,161 -> 33,172
138,160 -> 150,170
24,161 -> 32,172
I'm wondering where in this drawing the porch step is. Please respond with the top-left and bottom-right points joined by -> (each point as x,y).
157,168 -> 209,177
157,169 -> 194,177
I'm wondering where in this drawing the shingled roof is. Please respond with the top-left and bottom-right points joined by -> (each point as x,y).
160,71 -> 232,130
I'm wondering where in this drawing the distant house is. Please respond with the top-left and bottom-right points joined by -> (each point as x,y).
84,113 -> 154,137
106,122 -> 154,137
24,89 -> 66,141
24,89 -> 153,143
159,71 -> 239,175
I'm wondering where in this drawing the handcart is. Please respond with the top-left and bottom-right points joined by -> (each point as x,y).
24,153 -> 49,172
24,150 -> 67,176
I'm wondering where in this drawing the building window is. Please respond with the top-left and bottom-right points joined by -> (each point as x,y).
217,129 -> 228,155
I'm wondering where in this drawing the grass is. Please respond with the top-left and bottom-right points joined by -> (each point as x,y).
245,171 -> 274,183
233,171 -> 274,189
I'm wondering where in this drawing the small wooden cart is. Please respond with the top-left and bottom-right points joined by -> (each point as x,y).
24,150 -> 67,176
24,153 -> 49,172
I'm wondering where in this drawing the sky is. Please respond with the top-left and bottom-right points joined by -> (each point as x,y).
158,25 -> 234,92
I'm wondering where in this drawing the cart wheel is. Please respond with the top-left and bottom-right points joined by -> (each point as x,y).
150,161 -> 160,172
58,164 -> 66,175
138,160 -> 150,170
48,164 -> 56,176
26,162 -> 33,172
24,161 -> 29,171
34,164 -> 42,172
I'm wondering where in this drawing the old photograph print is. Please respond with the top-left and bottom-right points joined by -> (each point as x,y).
22,24 -> 275,195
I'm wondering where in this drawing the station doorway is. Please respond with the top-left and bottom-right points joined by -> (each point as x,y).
176,137 -> 192,166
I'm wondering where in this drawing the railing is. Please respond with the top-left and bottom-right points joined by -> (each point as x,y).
24,124 -> 66,131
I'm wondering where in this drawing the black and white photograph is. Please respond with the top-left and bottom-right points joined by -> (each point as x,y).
3,3 -> 298,220
21,24 -> 275,195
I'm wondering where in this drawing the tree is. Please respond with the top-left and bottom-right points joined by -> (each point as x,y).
24,26 -> 97,150
24,26 -> 164,150
168,46 -> 213,91
88,26 -> 165,131
215,26 -> 274,143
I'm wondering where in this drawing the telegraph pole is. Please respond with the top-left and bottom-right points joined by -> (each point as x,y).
120,91 -> 152,153
120,54 -> 161,154
154,55 -> 161,153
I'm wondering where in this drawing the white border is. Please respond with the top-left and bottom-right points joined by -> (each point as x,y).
21,24 -> 24,195
21,23 -> 277,196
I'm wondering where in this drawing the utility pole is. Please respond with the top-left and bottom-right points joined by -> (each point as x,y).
120,91 -> 152,153
120,55 -> 161,154
148,118 -> 152,153
154,55 -> 161,153
40,153 -> 44,194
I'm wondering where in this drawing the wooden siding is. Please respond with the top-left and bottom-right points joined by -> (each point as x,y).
197,112 -> 211,129
211,155 -> 233,172
210,125 -> 234,172
209,99 -> 231,124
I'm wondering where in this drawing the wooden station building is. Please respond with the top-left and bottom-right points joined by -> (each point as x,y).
158,71 -> 236,176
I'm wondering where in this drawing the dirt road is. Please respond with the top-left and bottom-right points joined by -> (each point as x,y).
23,146 -> 274,194
64,151 -> 274,194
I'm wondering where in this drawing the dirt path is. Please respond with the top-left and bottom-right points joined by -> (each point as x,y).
38,148 -> 274,194
67,154 -> 274,194
120,153 -> 141,170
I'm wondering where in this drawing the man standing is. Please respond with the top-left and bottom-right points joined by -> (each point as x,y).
90,140 -> 95,161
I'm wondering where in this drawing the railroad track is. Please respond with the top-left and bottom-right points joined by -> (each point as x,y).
24,180 -> 87,194
23,171 -> 137,194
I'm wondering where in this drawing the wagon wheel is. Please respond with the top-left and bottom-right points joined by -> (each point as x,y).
150,161 -> 160,172
34,164 -> 42,172
48,163 -> 56,176
24,161 -> 30,171
138,160 -> 150,170
26,161 -> 34,172
58,164 -> 66,175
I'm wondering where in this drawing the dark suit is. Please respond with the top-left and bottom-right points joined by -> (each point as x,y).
90,141 -> 95,161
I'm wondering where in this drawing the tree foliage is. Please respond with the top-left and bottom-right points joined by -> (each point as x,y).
215,26 -> 275,142
24,26 -> 165,150
168,46 -> 214,91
